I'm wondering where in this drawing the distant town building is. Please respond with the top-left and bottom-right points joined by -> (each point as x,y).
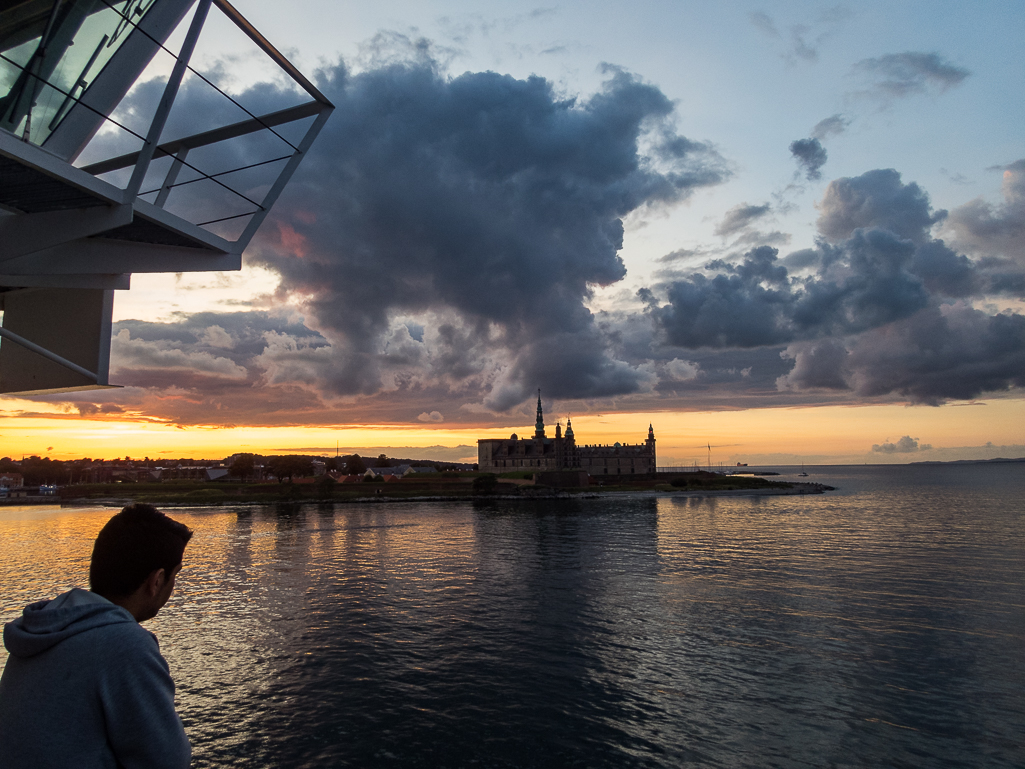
0,473 -> 24,488
477,392 -> 656,476
365,465 -> 412,479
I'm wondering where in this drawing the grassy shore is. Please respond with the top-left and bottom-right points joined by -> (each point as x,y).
27,471 -> 833,507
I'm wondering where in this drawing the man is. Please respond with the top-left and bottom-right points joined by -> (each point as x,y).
0,504 -> 193,768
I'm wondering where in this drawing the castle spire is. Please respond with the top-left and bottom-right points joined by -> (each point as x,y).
648,423 -> 655,440
535,389 -> 545,437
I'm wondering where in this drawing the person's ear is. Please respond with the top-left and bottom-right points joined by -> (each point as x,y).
144,567 -> 167,598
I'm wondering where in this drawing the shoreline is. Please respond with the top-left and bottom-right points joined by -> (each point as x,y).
3,482 -> 834,509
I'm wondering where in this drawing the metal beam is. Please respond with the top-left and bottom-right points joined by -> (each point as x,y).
45,0 -> 197,162
0,273 -> 131,290
212,0 -> 332,106
0,237 -> 241,275
0,203 -> 133,262
0,326 -> 98,381
79,100 -> 323,176
237,104 -> 333,248
155,147 -> 189,208
0,129 -> 127,207
125,0 -> 212,200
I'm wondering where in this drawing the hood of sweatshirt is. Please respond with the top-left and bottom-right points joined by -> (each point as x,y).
4,588 -> 136,658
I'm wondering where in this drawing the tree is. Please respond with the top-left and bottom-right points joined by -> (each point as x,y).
376,454 -> 390,468
21,456 -> 64,486
267,455 -> 314,483
472,474 -> 499,494
230,453 -> 257,480
344,454 -> 366,475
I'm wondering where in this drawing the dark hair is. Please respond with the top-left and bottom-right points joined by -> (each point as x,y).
90,504 -> 193,599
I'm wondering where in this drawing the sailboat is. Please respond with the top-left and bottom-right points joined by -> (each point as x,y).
798,463 -> 808,477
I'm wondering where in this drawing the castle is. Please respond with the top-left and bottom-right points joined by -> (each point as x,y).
477,392 -> 656,476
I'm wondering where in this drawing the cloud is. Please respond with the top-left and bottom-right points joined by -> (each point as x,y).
872,436 -> 932,453
777,304 -> 1025,404
110,330 -> 249,380
715,203 -> 772,237
790,138 -> 827,181
749,11 -> 780,38
852,52 -> 970,101
776,338 -> 849,390
750,8 -> 852,65
731,230 -> 791,247
664,358 -> 701,381
66,50 -> 1022,425
646,227 -> 932,349
943,159 -> 1025,263
845,304 -> 1025,404
811,114 -> 849,140
644,168 -> 1025,404
817,168 -> 944,242
199,326 -> 234,348
239,57 -> 728,411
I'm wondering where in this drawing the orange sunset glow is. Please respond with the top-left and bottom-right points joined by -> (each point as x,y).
3,398 -> 1022,465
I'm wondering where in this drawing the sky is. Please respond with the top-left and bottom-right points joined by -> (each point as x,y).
2,0 -> 1024,465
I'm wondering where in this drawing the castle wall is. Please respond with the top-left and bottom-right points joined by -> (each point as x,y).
478,435 -> 655,475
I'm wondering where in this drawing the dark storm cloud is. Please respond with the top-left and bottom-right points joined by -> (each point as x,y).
483,328 -> 654,411
779,306 -> 1025,404
789,138 -> 827,180
715,203 -> 772,237
776,306 -> 1025,404
847,306 -> 1025,402
87,54 -> 1022,420
776,338 -> 849,390
643,168 -> 1025,404
852,52 -> 970,99
241,58 -> 728,409
646,229 -> 932,349
817,168 -> 944,242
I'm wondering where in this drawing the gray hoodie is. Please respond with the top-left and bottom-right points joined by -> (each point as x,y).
0,588 -> 191,769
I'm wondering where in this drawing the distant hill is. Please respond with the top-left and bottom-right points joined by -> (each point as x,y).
910,457 -> 1025,466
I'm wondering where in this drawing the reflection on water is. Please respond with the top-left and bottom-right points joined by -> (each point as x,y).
1,464 -> 1023,767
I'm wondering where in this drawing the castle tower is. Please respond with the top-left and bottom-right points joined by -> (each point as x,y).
646,423 -> 657,473
534,389 -> 545,439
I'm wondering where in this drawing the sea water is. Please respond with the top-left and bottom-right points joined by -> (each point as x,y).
1,463 -> 1023,768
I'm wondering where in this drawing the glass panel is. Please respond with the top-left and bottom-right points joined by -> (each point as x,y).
0,0 -> 158,145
